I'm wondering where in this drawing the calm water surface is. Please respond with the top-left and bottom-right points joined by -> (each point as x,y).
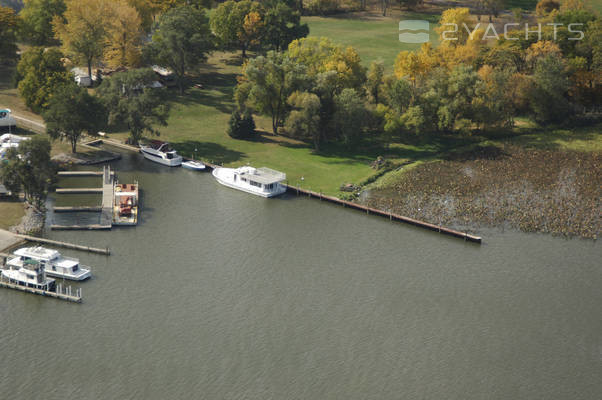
1,150 -> 601,399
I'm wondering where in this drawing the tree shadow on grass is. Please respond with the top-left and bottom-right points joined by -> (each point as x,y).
172,141 -> 245,164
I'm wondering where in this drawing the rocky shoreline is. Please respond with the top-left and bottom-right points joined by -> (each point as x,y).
10,204 -> 44,235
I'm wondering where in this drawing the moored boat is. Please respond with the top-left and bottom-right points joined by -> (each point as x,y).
6,247 -> 91,281
212,166 -> 287,197
140,140 -> 182,167
1,259 -> 56,290
182,160 -> 206,171
113,181 -> 139,225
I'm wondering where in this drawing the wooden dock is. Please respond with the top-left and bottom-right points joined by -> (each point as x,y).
284,185 -> 482,243
57,170 -> 114,177
0,276 -> 81,302
14,233 -> 110,255
55,188 -> 103,194
52,166 -> 114,230
54,206 -> 102,212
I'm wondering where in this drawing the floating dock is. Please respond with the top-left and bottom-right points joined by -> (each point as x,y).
0,276 -> 81,303
52,166 -> 114,230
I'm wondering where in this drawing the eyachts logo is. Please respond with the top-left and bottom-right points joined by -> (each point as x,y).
399,20 -> 430,44
399,20 -> 585,43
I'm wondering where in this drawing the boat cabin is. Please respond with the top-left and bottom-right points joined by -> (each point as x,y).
235,167 -> 286,193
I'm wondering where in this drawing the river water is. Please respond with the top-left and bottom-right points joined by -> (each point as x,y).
1,150 -> 601,399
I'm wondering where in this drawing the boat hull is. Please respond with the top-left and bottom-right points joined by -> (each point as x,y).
141,148 -> 182,167
182,161 -> 206,171
212,168 -> 286,198
45,268 -> 91,281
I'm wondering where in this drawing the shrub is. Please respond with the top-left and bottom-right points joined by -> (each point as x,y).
227,111 -> 256,139
306,0 -> 339,16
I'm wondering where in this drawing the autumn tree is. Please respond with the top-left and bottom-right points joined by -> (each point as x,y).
366,61 -> 384,104
146,5 -> 213,94
285,91 -> 321,148
0,6 -> 19,64
16,47 -> 72,112
44,83 -> 107,153
19,0 -> 66,45
104,0 -> 144,68
435,7 -> 472,46
211,0 -> 264,58
53,0 -> 112,80
287,37 -> 366,91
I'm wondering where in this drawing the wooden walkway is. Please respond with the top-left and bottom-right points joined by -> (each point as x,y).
57,171 -> 114,177
15,233 -> 110,255
54,206 -> 102,212
100,165 -> 114,227
283,185 -> 482,243
55,188 -> 103,194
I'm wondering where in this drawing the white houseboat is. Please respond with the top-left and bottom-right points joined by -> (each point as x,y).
7,247 -> 91,281
212,166 -> 287,197
1,259 -> 56,291
140,140 -> 182,167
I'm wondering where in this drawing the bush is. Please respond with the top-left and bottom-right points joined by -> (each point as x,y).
306,0 -> 339,15
227,111 -> 256,139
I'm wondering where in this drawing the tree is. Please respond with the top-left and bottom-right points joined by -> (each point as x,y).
104,0 -> 143,69
366,61 -> 384,104
529,54 -> 570,124
0,135 -> 56,210
19,0 -> 66,45
287,37 -> 366,91
285,91 -> 321,148
210,0 -> 264,58
146,5 -> 213,94
227,110 -> 256,139
242,51 -> 309,134
397,0 -> 422,10
44,84 -> 107,153
262,0 -> 308,51
53,0 -> 112,80
98,68 -> 169,144
16,47 -> 72,112
535,0 -> 560,16
0,6 -> 19,64
435,7 -> 472,46
332,88 -> 367,145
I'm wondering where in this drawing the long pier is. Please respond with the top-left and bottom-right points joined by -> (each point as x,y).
54,206 -> 102,212
57,171 -> 113,177
283,185 -> 482,243
14,233 -> 110,254
55,188 -> 103,194
0,276 -> 82,302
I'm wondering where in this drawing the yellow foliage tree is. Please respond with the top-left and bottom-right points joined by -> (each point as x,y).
104,0 -> 144,68
436,7 -> 473,46
525,40 -> 561,70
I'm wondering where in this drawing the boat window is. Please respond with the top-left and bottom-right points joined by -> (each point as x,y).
166,153 -> 174,159
250,181 -> 261,188
52,266 -> 56,270
73,265 -> 79,271
265,183 -> 274,190
241,178 -> 247,182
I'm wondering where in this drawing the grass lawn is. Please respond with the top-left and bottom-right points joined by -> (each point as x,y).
303,11 -> 440,70
0,201 -> 25,230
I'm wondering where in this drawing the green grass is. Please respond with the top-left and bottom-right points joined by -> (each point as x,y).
591,0 -> 602,14
0,201 -> 25,230
303,11 -> 439,70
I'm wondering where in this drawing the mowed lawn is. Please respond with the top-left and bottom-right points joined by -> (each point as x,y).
303,12 -> 440,70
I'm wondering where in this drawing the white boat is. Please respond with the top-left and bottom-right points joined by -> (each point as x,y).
7,247 -> 91,281
212,166 -> 287,197
1,259 -> 55,291
0,109 -> 17,133
140,140 -> 182,167
182,160 -> 206,171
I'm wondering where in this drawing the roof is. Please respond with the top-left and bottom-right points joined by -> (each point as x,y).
15,246 -> 61,260
237,166 -> 286,184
